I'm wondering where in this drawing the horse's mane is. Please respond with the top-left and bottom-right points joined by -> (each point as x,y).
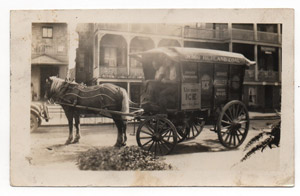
50,76 -> 77,94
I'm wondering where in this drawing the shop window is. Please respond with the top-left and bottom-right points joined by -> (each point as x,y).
258,46 -> 279,71
42,27 -> 53,38
248,87 -> 257,106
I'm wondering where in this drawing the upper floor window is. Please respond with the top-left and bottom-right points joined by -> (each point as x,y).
42,27 -> 53,38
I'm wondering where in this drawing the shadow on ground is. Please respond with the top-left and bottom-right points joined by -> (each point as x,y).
171,139 -> 238,155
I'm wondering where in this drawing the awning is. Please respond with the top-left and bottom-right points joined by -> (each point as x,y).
130,47 -> 256,66
31,54 -> 68,65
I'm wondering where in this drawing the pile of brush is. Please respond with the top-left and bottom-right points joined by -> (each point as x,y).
77,146 -> 172,171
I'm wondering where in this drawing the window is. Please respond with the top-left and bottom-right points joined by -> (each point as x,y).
42,27 -> 53,38
248,87 -> 257,106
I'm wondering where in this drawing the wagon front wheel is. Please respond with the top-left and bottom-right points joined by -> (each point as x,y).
217,100 -> 249,149
136,116 -> 177,156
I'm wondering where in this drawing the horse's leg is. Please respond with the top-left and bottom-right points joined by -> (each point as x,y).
72,113 -> 81,144
113,117 -> 124,147
121,119 -> 127,145
64,108 -> 74,145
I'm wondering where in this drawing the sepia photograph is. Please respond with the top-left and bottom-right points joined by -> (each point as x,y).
10,9 -> 294,187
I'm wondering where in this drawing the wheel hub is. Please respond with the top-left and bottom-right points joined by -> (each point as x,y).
231,122 -> 241,130
152,133 -> 162,141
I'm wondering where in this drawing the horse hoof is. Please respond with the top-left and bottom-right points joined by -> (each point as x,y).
72,139 -> 79,144
114,143 -> 126,148
65,140 -> 72,145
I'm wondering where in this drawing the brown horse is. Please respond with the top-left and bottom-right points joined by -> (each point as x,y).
44,77 -> 130,147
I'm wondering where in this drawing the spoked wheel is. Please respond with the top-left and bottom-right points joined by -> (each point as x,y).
217,100 -> 249,149
136,116 -> 177,156
30,113 -> 39,133
186,119 -> 205,140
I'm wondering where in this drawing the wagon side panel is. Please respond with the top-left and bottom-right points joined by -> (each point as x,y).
198,62 -> 214,109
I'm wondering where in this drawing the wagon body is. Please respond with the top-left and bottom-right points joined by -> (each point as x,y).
131,47 -> 254,115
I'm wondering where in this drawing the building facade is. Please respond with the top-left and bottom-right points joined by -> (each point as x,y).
75,23 -> 282,111
31,23 -> 69,100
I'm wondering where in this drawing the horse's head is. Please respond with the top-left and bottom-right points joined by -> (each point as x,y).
44,76 -> 65,102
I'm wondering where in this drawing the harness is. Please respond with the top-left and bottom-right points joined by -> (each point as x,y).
52,82 -> 121,110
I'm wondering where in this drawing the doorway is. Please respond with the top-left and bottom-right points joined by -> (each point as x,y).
264,86 -> 273,110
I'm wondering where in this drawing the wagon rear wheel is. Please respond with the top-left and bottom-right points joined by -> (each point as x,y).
217,100 -> 249,149
186,119 -> 205,140
136,116 -> 177,156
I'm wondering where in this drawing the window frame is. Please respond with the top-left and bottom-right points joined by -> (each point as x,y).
42,27 -> 53,39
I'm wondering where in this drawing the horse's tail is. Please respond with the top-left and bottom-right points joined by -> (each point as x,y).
120,88 -> 130,120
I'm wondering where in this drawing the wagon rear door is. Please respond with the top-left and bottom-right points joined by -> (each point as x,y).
214,64 -> 229,106
228,65 -> 245,101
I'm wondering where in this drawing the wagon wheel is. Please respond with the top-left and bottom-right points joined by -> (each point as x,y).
186,119 -> 205,140
30,113 -> 39,133
136,116 -> 177,156
217,100 -> 249,149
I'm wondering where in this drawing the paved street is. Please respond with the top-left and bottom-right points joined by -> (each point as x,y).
29,118 -> 280,172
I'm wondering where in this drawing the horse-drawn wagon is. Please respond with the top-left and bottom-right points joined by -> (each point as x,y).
44,47 -> 255,156
130,47 -> 255,155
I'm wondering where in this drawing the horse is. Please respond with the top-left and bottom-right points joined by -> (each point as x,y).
44,76 -> 131,147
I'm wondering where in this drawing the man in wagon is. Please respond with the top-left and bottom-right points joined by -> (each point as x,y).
156,58 -> 178,112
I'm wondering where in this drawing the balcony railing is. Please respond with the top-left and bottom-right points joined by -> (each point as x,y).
257,31 -> 280,44
96,23 -> 183,37
232,28 -> 255,41
32,43 -> 68,56
99,66 -> 144,79
244,70 -> 279,82
184,27 -> 229,40
99,66 -> 128,79
94,24 -> 282,44
95,23 -> 129,32
129,67 -> 144,79
130,24 -> 157,34
257,70 -> 279,82
156,24 -> 182,37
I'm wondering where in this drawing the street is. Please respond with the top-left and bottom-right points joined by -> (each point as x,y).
29,118 -> 280,172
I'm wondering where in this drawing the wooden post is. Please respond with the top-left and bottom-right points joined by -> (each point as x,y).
228,23 -> 233,52
254,44 -> 258,81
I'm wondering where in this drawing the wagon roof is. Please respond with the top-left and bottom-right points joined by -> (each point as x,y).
130,47 -> 256,66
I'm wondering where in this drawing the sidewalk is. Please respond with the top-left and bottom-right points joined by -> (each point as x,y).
42,105 -> 280,126
248,112 -> 280,120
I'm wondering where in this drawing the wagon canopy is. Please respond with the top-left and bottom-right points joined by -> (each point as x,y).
130,47 -> 256,66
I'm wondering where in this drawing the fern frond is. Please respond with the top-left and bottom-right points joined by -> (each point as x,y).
244,132 -> 267,151
241,137 -> 273,162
